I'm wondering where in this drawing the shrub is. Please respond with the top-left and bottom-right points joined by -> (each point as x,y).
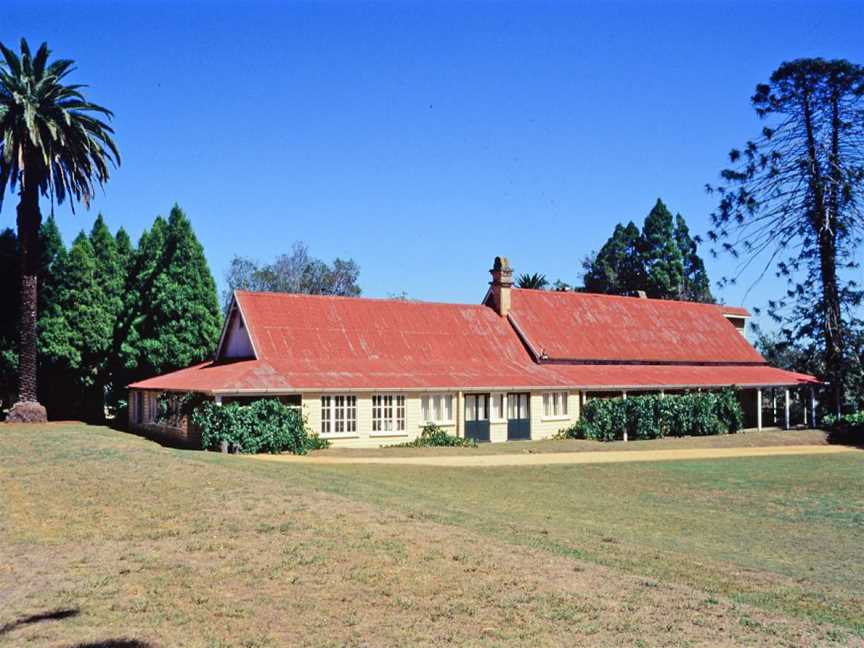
557,389 -> 744,442
392,423 -> 477,448
822,412 -> 864,434
191,399 -> 328,454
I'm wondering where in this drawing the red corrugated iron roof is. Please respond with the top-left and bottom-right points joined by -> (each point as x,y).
128,289 -> 817,393
130,357 -> 817,394
714,304 -> 751,317
507,289 -> 764,364
131,291 -> 568,392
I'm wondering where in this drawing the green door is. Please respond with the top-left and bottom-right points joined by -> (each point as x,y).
464,394 -> 490,442
507,393 -> 531,440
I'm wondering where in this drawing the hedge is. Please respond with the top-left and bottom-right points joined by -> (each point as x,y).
191,399 -> 328,454
822,412 -> 864,435
557,389 -> 744,442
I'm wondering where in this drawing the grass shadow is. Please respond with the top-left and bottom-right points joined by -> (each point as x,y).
826,428 -> 864,449
0,608 -> 79,635
65,642 -> 154,648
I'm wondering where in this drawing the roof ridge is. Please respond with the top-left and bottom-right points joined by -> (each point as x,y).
234,289 -> 493,310
511,287 -> 747,312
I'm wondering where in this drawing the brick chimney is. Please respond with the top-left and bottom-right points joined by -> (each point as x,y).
489,256 -> 513,317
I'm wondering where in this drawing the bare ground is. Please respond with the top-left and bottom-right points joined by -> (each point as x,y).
310,427 -> 832,458
257,443 -> 858,466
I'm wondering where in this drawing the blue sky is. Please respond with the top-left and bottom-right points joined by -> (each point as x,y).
3,1 -> 864,323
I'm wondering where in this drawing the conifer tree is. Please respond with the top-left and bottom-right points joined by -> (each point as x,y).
582,222 -> 643,295
707,58 -> 864,412
38,216 -> 66,316
582,200 -> 713,302
39,232 -> 115,420
107,226 -> 134,410
640,199 -> 685,299
35,217 -> 72,415
114,228 -> 133,271
125,206 -> 221,380
674,214 -> 714,303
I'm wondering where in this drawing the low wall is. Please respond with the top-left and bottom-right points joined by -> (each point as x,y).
130,419 -> 201,449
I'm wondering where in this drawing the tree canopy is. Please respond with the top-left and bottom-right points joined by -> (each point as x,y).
224,242 -> 361,311
582,200 -> 714,302
123,206 -> 222,382
707,58 -> 864,411
516,273 -> 549,290
0,206 -> 220,421
0,38 -> 119,419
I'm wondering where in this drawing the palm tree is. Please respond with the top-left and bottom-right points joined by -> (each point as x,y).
0,39 -> 119,422
516,272 -> 549,290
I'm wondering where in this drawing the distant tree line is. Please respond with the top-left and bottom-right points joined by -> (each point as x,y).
0,206 -> 221,421
223,243 -> 360,311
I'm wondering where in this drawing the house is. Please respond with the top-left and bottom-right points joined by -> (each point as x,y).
128,257 -> 819,448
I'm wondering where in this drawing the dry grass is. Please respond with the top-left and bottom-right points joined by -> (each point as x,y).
1,423 -> 862,647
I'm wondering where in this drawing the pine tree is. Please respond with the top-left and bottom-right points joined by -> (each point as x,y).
39,232 -> 115,420
114,227 -> 133,271
582,200 -> 712,302
674,214 -> 714,303
640,199 -> 685,300
90,215 -> 125,320
707,59 -> 864,413
38,216 -> 66,317
107,226 -> 135,410
126,206 -> 221,380
35,217 -> 72,415
89,215 -> 127,413
582,222 -> 643,295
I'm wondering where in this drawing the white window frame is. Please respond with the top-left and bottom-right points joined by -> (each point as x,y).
507,393 -> 530,420
321,395 -> 357,436
372,394 -> 406,436
542,391 -> 569,420
420,393 -> 455,426
490,393 -> 507,422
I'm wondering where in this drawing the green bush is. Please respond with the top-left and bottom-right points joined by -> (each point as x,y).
558,389 -> 744,442
392,423 -> 477,448
191,399 -> 327,454
822,412 -> 864,433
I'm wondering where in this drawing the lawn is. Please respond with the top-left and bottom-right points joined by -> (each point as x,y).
1,424 -> 862,647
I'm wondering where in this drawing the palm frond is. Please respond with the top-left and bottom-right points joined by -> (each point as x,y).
0,38 -> 119,211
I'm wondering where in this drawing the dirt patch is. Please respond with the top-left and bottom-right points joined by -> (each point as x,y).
312,427 -> 831,458
257,443 -> 859,467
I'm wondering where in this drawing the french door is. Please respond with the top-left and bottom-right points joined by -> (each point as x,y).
464,393 -> 490,442
507,393 -> 531,440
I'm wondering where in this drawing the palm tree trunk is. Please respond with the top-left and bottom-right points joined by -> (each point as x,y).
8,181 -> 47,422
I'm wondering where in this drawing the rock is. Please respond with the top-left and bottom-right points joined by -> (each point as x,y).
6,401 -> 48,423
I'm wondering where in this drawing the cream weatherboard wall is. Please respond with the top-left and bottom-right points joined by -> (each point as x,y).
530,390 -> 580,440
301,392 -> 456,449
298,390 -> 580,448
